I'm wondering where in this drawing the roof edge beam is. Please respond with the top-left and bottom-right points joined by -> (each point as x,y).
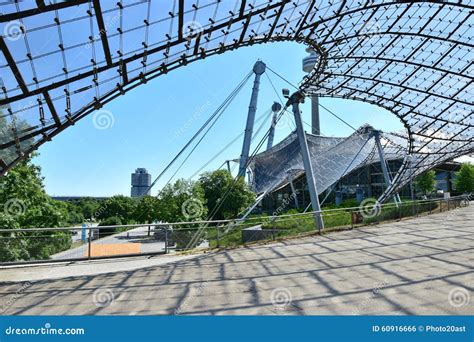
42,91 -> 61,126
0,37 -> 28,94
0,0 -> 88,23
92,0 -> 113,66
178,0 -> 184,40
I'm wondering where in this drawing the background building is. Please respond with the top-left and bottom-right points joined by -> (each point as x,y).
259,160 -> 463,213
131,168 -> 151,197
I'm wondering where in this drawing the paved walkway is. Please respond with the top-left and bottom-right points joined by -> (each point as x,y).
0,205 -> 472,315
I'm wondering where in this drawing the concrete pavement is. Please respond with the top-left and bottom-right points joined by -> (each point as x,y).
0,205 -> 472,315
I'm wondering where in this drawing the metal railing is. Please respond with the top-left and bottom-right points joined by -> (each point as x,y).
0,195 -> 470,265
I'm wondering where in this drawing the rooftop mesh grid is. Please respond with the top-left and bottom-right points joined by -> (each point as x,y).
0,1 -> 472,201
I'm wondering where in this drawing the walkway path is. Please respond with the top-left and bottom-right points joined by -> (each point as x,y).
0,205 -> 472,315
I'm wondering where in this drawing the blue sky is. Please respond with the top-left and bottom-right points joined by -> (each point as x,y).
34,41 -> 404,196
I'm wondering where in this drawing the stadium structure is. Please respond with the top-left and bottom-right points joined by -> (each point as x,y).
0,1 -> 472,228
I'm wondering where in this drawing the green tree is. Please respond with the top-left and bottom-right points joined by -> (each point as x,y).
57,200 -> 85,225
0,114 -> 16,164
199,170 -> 255,220
156,179 -> 207,222
0,158 -> 72,261
455,163 -> 474,193
415,170 -> 436,195
134,195 -> 160,223
96,195 -> 137,224
0,114 -> 36,166
156,179 -> 207,250
75,197 -> 101,221
0,214 -> 26,261
97,216 -> 123,237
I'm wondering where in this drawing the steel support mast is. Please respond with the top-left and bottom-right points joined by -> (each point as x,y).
238,61 -> 266,177
287,172 -> 300,209
267,102 -> 282,150
288,91 -> 324,232
373,130 -> 401,205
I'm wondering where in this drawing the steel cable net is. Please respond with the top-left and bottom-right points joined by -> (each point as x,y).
363,131 -> 408,165
249,124 -> 407,195
0,1 -> 472,201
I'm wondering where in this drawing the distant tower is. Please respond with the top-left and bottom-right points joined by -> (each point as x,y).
131,168 -> 151,197
302,48 -> 320,135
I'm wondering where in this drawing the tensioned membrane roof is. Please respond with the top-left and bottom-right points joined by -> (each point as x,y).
0,0 -> 473,202
249,125 -> 408,196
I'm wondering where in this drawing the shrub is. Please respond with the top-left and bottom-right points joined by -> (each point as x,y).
98,216 -> 123,237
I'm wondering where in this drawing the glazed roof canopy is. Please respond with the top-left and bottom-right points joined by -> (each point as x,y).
0,1 -> 472,200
